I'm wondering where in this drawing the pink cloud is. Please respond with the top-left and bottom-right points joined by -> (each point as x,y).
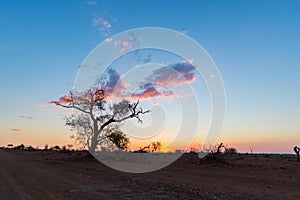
105,62 -> 196,100
131,83 -> 173,99
37,103 -> 50,109
109,33 -> 138,52
92,17 -> 112,37
52,61 -> 197,104
154,71 -> 196,86
48,95 -> 73,105
148,62 -> 197,87
93,17 -> 111,28
105,38 -> 113,42
132,89 -> 172,99
111,39 -> 134,52
10,128 -> 21,132
151,101 -> 158,105
185,59 -> 194,64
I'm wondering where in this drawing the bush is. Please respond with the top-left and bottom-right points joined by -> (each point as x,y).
224,147 -> 238,156
15,144 -> 25,150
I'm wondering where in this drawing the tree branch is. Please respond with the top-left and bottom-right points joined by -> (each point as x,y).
99,100 -> 150,130
50,101 -> 91,114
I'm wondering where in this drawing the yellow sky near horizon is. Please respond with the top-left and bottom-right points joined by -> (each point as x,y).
1,125 -> 299,154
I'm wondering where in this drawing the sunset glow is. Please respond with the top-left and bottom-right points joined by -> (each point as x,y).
1,0 -> 300,154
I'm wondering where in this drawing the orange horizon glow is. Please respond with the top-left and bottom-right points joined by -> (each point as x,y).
0,134 -> 298,154
2,122 -> 298,154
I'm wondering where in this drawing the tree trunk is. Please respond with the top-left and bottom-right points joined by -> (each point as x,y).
294,146 -> 300,162
89,120 -> 100,154
89,137 -> 98,155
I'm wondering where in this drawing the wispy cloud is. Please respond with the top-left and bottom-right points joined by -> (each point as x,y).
18,115 -> 33,120
92,17 -> 112,37
85,0 -> 117,38
10,128 -> 21,132
86,0 -> 97,6
105,33 -> 139,53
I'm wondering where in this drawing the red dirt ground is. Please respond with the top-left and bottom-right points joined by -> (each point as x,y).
0,149 -> 299,200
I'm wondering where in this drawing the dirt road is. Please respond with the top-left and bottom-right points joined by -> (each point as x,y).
0,150 -> 114,200
0,150 -> 299,200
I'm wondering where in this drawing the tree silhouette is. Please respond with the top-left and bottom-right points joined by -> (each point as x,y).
15,144 -> 25,150
51,88 -> 149,154
151,141 -> 162,152
105,125 -> 129,150
53,145 -> 61,151
294,146 -> 300,162
202,142 -> 227,161
133,145 -> 150,153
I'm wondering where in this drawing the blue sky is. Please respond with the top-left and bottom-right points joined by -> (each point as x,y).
0,0 -> 300,153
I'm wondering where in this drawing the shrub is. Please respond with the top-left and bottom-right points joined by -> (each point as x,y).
224,147 -> 238,156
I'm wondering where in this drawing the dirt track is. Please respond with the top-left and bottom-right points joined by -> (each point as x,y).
0,149 -> 299,200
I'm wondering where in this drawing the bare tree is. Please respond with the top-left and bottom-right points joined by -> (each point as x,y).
133,145 -> 150,153
215,142 -> 225,154
151,141 -> 162,152
202,142 -> 227,161
294,146 -> 300,162
51,88 -> 149,154
224,147 -> 238,156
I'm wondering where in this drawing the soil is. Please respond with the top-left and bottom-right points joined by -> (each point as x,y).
0,149 -> 299,200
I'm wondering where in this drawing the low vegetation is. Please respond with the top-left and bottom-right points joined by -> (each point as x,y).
200,142 -> 238,162
2,143 -> 300,163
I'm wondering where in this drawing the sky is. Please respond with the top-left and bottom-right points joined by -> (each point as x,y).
0,0 -> 300,153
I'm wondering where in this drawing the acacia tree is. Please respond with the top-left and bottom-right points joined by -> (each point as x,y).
151,141 -> 162,152
51,88 -> 149,154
